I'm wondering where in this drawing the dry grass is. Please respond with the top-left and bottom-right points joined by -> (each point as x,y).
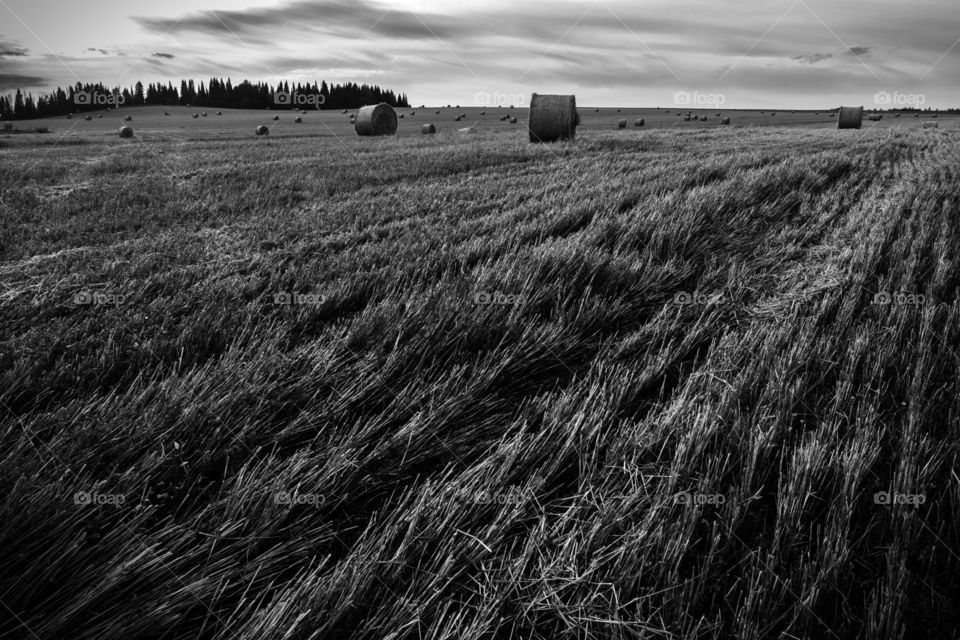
1,126 -> 959,639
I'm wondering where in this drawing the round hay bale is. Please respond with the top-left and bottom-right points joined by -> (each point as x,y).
683,116 -> 691,121
84,115 -> 92,121
699,115 -> 707,121
594,108 -> 599,112
399,114 -> 404,118
867,114 -> 882,121
617,108 -> 621,112
164,111 -> 170,116
355,103 -> 398,136
617,118 -> 627,128
410,111 -> 415,116
123,115 -> 132,121
932,113 -> 938,118
192,113 -> 199,119
510,116 -> 518,124
716,112 -> 722,117
480,110 -> 485,116
770,112 -> 776,116
66,114 -> 73,119
294,116 -> 302,123
118,125 -> 134,138
528,93 -> 578,143
435,110 -> 440,114
421,123 -> 436,134
255,125 -> 269,136
454,115 -> 462,121
914,113 -> 920,118
837,106 -> 863,129
635,118 -> 645,127
721,117 -> 731,125
894,113 -> 901,118
272,115 -> 280,121
186,103 -> 191,108
218,111 -> 223,115
97,114 -> 103,119
923,121 -> 939,129
342,109 -> 348,114
202,112 -> 207,117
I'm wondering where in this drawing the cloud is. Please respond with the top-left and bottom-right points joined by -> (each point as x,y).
85,48 -> 110,55
151,52 -> 175,59
0,73 -> 48,91
0,41 -> 28,57
793,52 -> 833,64
845,46 -> 871,57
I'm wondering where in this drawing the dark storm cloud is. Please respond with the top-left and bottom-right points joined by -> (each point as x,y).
152,52 -> 175,59
0,73 -> 48,90
845,46 -> 871,57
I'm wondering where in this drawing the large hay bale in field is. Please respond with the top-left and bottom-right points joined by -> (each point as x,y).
923,121 -> 939,129
355,103 -> 398,136
421,123 -> 436,134
123,115 -> 132,121
721,117 -> 731,125
118,125 -> 134,138
294,116 -> 302,123
528,93 -> 578,143
837,106 -> 863,129
618,118 -> 627,128
255,125 -> 269,136
635,118 -> 645,127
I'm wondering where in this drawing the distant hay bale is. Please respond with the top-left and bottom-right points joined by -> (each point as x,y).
770,112 -> 776,116
454,115 -> 462,121
837,106 -> 863,129
716,112 -> 721,117
894,113 -> 901,117
294,116 -> 302,123
410,111 -> 415,116
355,103 -> 398,136
932,113 -> 938,118
118,125 -> 134,138
217,111 -> 222,115
1,121 -> 11,131
84,115 -> 92,121
435,110 -> 440,114
255,125 -> 269,136
272,115 -> 279,121
635,118 -> 645,127
617,108 -> 622,112
923,121 -> 939,129
509,116 -> 517,123
618,118 -> 627,128
421,123 -> 436,134
123,115 -> 132,121
594,108 -> 599,112
97,114 -> 103,118
683,116 -> 691,121
342,109 -> 348,114
699,115 -> 707,121
192,113 -> 199,119
201,112 -> 207,117
528,93 -> 578,143
914,113 -> 920,118
164,111 -> 170,115
480,110 -> 485,115
399,114 -> 404,118
721,117 -> 731,125
867,114 -> 882,121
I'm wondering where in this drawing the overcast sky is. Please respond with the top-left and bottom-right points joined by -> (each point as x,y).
1,0 -> 958,108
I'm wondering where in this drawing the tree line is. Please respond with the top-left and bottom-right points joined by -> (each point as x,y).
0,78 -> 410,120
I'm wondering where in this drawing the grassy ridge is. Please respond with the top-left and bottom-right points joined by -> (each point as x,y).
1,127 -> 959,639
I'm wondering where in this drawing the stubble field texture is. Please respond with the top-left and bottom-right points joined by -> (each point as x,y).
1,106 -> 959,639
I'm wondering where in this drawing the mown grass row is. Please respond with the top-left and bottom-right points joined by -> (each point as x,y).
1,128 -> 958,639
